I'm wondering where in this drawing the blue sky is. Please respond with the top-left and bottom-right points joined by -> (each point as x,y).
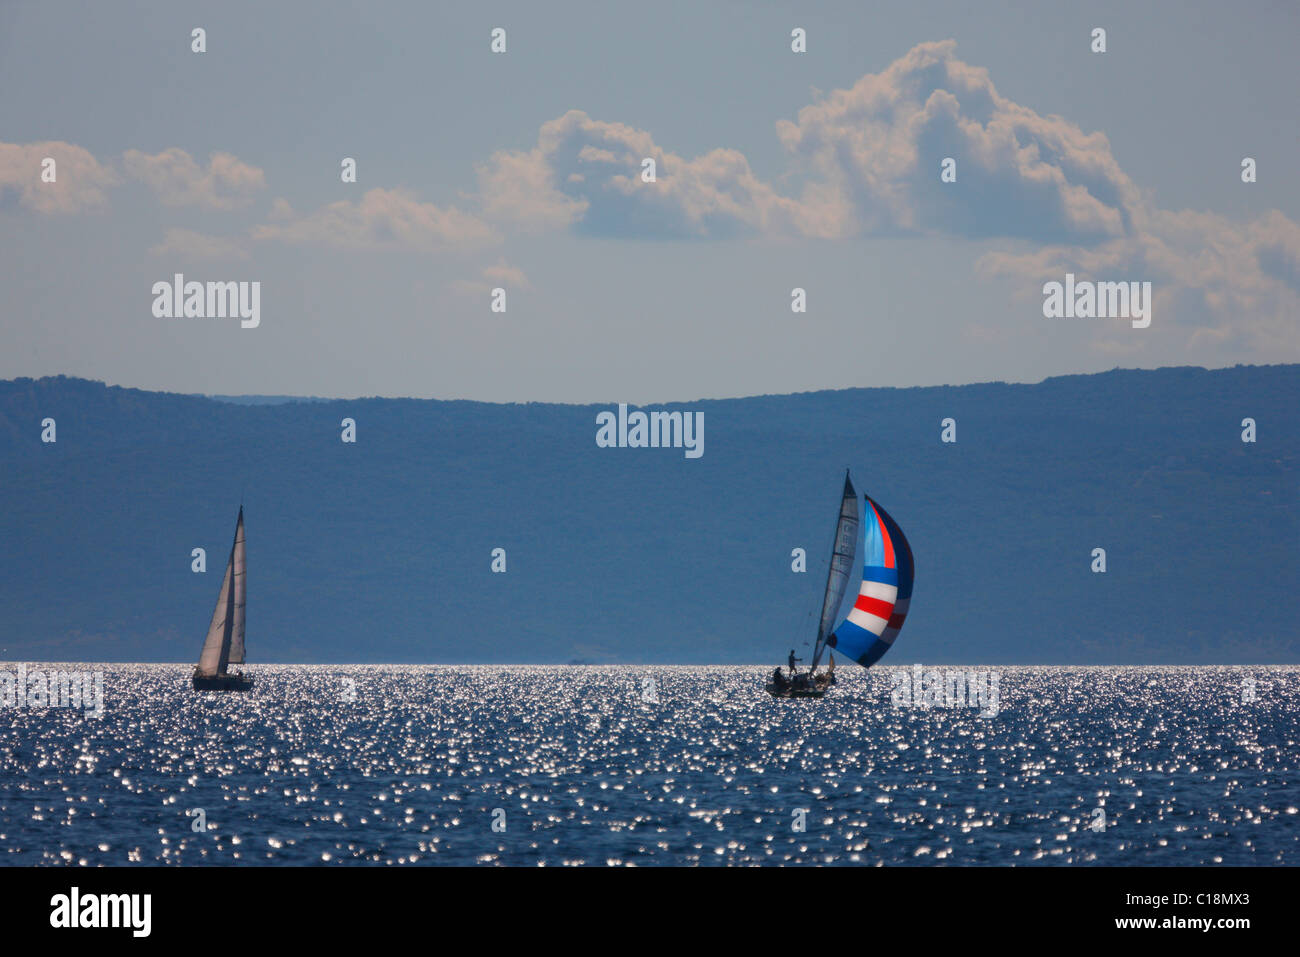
1,0 -> 1296,401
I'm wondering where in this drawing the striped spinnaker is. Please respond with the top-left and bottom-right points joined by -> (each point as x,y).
828,495 -> 914,668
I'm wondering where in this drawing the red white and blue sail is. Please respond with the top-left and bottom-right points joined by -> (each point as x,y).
827,493 -> 914,668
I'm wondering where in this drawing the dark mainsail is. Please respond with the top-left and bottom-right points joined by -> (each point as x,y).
810,472 -> 859,672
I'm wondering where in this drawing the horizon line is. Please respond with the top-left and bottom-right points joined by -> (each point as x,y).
3,361 -> 1294,408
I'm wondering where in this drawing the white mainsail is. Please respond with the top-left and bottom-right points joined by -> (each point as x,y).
226,510 -> 246,664
810,473 -> 859,671
196,508 -> 246,677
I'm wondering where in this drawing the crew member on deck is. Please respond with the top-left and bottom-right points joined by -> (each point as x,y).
788,649 -> 801,675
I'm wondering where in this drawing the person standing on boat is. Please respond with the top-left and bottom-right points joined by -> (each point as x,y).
788,649 -> 801,676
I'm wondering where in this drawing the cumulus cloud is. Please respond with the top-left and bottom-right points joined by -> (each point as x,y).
0,141 -> 118,213
4,40 -> 1297,353
788,39 -> 1299,350
250,187 -> 496,252
979,208 -> 1300,352
122,148 -> 266,209
0,142 -> 264,214
475,138 -> 587,232
774,40 -> 1142,243
472,40 -> 1298,350
266,197 -> 295,221
477,43 -> 1149,245
476,110 -> 811,238
481,260 -> 530,287
450,259 -> 530,298
149,228 -> 249,261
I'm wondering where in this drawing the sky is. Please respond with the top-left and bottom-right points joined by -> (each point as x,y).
1,0 -> 1297,402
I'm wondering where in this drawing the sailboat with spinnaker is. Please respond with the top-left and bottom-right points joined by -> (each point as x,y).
192,506 -> 254,691
767,471 -> 914,698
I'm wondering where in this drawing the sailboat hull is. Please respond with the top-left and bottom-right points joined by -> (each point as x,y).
765,683 -> 827,699
192,672 -> 254,692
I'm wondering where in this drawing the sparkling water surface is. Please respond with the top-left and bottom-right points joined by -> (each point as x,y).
1,665 -> 1296,866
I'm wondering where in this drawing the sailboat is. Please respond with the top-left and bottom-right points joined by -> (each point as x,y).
766,471 -> 914,698
192,506 -> 254,691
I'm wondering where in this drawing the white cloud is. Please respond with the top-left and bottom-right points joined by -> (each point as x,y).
473,41 -> 1299,351
122,148 -> 265,209
450,259 -> 530,298
476,42 -> 1149,245
774,39 -> 1142,243
251,187 -> 496,252
5,41 -> 1297,356
476,110 -> 810,238
979,207 -> 1300,353
149,228 -> 249,261
0,141 -> 118,213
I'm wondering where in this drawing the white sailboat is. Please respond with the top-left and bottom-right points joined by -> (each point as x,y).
192,506 -> 254,691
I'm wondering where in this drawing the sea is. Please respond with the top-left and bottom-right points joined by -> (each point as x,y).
1,665 -> 1296,866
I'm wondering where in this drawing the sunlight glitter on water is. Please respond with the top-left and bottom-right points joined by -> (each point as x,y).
0,664 -> 1296,865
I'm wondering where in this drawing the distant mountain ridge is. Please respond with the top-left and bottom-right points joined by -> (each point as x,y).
196,394 -> 333,406
1,366 -> 1296,664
